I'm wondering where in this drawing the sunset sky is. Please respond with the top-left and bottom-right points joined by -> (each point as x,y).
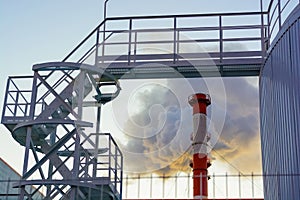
0,0 -> 266,198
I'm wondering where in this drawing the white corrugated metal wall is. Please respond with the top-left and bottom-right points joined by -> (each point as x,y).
260,4 -> 300,200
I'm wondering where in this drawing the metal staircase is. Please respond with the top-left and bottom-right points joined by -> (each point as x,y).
1,3 -> 279,199
2,62 -> 123,199
1,10 -> 269,199
2,0 -> 298,199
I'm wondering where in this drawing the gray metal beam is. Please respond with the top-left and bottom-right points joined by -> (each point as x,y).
103,65 -> 261,79
22,129 -> 76,180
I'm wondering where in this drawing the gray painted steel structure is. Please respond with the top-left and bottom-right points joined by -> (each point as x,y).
1,65 -> 123,200
1,0 -> 300,199
64,11 -> 267,78
260,3 -> 300,200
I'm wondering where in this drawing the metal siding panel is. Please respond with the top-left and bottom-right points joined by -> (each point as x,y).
274,47 -> 283,199
286,29 -> 296,195
290,20 -> 300,198
260,8 -> 300,200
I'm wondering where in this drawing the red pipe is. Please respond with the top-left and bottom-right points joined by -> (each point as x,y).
188,93 -> 211,199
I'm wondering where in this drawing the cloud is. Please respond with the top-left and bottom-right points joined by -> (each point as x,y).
209,78 -> 261,173
110,77 -> 260,175
118,83 -> 193,174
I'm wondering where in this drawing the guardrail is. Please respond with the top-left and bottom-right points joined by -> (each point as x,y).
266,0 -> 299,46
1,70 -> 78,123
100,12 -> 267,67
61,0 -> 299,73
80,133 -> 123,197
1,76 -> 34,123
64,12 -> 268,68
123,173 -> 264,199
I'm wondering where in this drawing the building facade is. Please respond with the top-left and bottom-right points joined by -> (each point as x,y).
0,158 -> 43,200
260,4 -> 300,200
0,158 -> 23,199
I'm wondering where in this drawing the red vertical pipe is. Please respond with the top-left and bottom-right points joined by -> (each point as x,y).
188,93 -> 211,199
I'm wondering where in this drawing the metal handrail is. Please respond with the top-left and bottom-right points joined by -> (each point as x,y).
63,11 -> 268,65
1,77 -> 34,120
267,0 -> 299,43
62,0 -> 299,67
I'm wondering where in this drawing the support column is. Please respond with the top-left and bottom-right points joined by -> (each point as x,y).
19,126 -> 32,200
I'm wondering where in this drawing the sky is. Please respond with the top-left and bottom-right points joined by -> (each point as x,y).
0,0 -> 266,197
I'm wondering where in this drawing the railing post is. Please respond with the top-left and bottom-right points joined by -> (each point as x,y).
163,173 -> 166,198
109,134 -> 112,180
225,172 -> 228,199
114,145 -> 118,193
187,173 -> 190,198
150,174 -> 153,198
219,15 -> 223,61
103,0 -> 109,20
260,0 -> 267,56
267,7 -> 271,45
14,89 -> 19,117
175,173 -> 178,198
102,21 -> 106,64
93,108 -> 101,177
252,172 -> 255,200
137,174 -> 140,198
120,150 -> 123,199
177,29 -> 180,59
29,72 -> 38,119
128,19 -> 133,65
213,173 -> 215,200
95,28 -> 100,65
173,17 -> 177,64
125,175 -> 128,199
278,0 -> 282,28
239,172 -> 241,200
2,78 -> 11,120
134,31 -> 137,63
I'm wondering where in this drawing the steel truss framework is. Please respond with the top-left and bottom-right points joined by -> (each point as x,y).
1,0 -> 298,199
2,63 -> 123,200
